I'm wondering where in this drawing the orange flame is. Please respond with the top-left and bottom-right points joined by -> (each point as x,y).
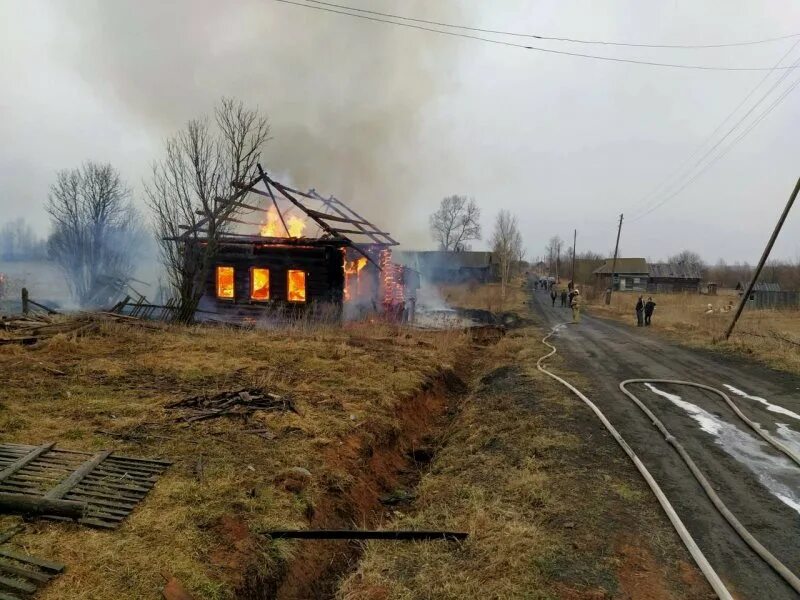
288,269 -> 306,302
260,205 -> 306,238
344,256 -> 369,301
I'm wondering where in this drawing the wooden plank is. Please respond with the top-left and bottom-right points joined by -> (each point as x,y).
45,450 -> 112,500
0,559 -> 50,583
76,517 -> 117,530
0,548 -> 64,573
0,590 -> 24,600
65,492 -> 137,508
330,228 -> 392,236
0,527 -> 23,545
0,493 -> 86,519
0,575 -> 36,595
303,208 -> 371,225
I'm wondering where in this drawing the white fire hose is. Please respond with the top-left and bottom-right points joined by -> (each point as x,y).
537,326 -> 735,599
619,379 -> 800,595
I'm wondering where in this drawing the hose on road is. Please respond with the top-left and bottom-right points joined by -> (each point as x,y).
620,379 -> 800,594
536,325 -> 734,600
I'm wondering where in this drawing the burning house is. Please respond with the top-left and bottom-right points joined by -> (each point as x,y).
177,166 -> 417,322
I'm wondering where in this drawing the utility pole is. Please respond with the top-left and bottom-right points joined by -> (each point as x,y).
723,177 -> 800,339
571,229 -> 577,286
606,214 -> 623,305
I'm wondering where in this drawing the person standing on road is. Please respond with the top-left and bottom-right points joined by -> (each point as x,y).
570,289 -> 581,323
644,297 -> 656,326
560,289 -> 568,307
550,289 -> 557,306
635,296 -> 644,327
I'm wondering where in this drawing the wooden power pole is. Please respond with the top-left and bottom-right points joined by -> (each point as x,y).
605,214 -> 623,305
571,229 -> 577,285
723,177 -> 800,339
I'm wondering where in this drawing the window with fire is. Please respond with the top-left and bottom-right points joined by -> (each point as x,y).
215,266 -> 307,303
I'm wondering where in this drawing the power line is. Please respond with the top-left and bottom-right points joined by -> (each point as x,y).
625,39 -> 800,220
306,0 -> 800,50
272,0 -> 800,72
628,70 -> 800,223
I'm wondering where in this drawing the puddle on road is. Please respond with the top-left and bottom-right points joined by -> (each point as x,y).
723,384 -> 800,422
723,384 -> 800,454
644,383 -> 800,516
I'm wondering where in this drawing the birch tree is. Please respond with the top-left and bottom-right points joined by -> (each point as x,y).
429,195 -> 481,251
491,210 -> 525,301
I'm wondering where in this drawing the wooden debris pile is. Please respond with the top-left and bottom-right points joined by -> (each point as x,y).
0,312 -> 160,346
166,389 -> 299,423
0,314 -> 93,346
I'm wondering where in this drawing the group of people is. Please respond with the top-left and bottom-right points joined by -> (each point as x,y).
548,285 -> 581,323
635,296 -> 657,326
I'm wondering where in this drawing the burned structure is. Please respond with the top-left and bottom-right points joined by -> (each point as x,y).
177,166 -> 417,321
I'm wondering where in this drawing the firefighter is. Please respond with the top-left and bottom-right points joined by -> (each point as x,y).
570,289 -> 581,323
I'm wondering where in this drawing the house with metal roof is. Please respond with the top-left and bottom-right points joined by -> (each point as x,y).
648,262 -> 702,292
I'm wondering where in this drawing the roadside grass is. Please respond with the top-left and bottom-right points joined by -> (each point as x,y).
436,280 -> 528,313
0,318 -> 469,600
338,326 -> 711,600
587,289 -> 800,374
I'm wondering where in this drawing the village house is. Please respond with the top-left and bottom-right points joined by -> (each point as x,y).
394,250 -> 497,283
592,258 -> 650,292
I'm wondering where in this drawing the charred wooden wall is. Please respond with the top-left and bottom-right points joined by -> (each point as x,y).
196,241 -> 346,320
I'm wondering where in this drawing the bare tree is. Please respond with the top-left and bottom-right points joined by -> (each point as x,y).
544,235 -> 563,280
145,97 -> 271,321
429,195 -> 481,251
46,162 -> 143,307
491,210 -> 525,300
668,249 -> 706,276
0,218 -> 46,261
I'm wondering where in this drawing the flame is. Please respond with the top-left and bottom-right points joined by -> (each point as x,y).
260,205 -> 306,238
216,266 -> 234,299
343,256 -> 369,302
288,269 -> 306,302
380,249 -> 405,309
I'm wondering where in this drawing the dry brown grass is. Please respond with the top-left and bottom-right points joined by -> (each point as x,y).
338,326 -> 709,600
0,318 -> 470,599
436,279 -> 527,313
588,290 -> 800,374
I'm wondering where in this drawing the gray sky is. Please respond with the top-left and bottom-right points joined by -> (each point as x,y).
1,0 -> 799,263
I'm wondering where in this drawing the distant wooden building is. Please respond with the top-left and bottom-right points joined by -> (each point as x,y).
647,262 -> 702,293
593,258 -> 649,291
394,251 -> 497,283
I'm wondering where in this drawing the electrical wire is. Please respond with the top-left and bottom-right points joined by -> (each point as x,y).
624,38 -> 800,220
628,67 -> 800,223
305,0 -> 800,50
272,0 -> 800,72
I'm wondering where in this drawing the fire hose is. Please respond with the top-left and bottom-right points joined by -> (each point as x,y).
537,326 -> 738,598
537,324 -> 800,598
619,379 -> 800,595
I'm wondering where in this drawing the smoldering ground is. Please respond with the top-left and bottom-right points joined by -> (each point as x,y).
46,0 -> 465,247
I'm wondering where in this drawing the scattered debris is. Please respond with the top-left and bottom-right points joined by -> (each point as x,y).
166,389 -> 299,423
263,529 -> 468,541
0,312 -> 160,346
0,523 -> 65,598
0,442 -> 171,529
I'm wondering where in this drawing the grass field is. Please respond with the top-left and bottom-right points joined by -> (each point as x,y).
588,289 -> 800,374
338,324 -> 710,600
0,318 -> 469,599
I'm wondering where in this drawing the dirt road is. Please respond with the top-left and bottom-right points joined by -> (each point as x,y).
530,289 -> 800,600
